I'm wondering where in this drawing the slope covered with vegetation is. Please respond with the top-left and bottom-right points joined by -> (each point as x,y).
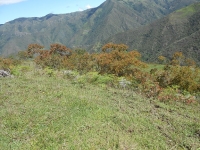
108,2 -> 200,65
0,1 -> 200,148
1,58 -> 200,149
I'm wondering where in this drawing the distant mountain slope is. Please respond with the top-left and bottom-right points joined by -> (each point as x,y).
108,2 -> 200,65
0,0 -> 200,56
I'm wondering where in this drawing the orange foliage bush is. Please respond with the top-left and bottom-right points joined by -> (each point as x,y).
0,57 -> 21,70
96,43 -> 146,77
14,43 -> 200,103
34,43 -> 72,69
25,43 -> 199,97
63,52 -> 96,73
27,43 -> 44,58
49,43 -> 72,56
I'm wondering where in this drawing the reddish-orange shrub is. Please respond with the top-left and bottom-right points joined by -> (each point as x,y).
0,57 -> 21,69
49,43 -> 72,57
63,52 -> 96,73
95,43 -> 146,77
26,43 -> 44,58
34,44 -> 72,69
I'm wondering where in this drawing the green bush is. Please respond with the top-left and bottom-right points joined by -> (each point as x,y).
11,65 -> 31,76
156,65 -> 200,93
44,67 -> 55,77
86,72 -> 115,85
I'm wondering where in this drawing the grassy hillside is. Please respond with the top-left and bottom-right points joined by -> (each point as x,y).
108,2 -> 200,65
0,62 -> 200,149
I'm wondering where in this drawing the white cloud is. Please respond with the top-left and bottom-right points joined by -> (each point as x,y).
86,4 -> 92,9
77,4 -> 92,12
0,0 -> 26,6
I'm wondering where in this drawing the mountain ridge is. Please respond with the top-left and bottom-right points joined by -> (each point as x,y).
107,2 -> 200,64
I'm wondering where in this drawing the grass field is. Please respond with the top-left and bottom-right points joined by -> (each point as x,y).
0,65 -> 200,149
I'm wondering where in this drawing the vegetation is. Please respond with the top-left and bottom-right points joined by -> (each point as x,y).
17,43 -> 200,102
0,57 -> 21,70
1,57 -> 200,149
1,1 -> 200,149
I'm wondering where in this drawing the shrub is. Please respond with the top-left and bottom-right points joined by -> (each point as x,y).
63,70 -> 79,79
95,43 -> 147,77
35,44 -> 72,69
87,72 -> 115,85
156,65 -> 200,93
0,57 -> 21,70
79,72 -> 115,86
63,52 -> 95,73
49,43 -> 72,57
158,55 -> 167,64
10,65 -> 31,76
154,52 -> 200,93
24,43 -> 44,59
158,86 -> 196,103
141,81 -> 162,98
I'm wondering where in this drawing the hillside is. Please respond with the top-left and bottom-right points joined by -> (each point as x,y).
108,2 -> 200,64
0,0 -> 200,56
0,62 -> 200,149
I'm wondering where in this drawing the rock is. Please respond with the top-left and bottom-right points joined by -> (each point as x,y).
0,70 -> 11,77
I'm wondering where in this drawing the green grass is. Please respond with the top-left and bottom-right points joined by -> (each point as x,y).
0,64 -> 200,149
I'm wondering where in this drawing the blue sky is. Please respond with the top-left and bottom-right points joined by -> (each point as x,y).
0,0 -> 106,24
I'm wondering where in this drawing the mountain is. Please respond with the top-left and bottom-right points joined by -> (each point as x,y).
107,2 -> 200,65
0,0 -> 200,56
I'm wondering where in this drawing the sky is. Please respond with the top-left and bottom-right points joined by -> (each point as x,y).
0,0 -> 106,24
